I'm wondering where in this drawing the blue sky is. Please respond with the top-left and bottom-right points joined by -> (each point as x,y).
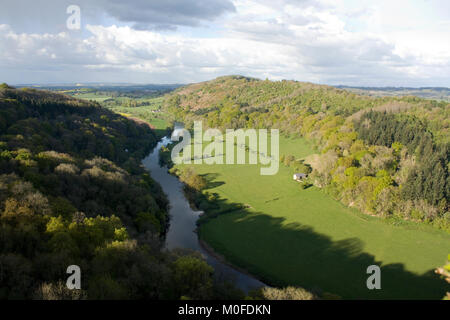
0,0 -> 449,86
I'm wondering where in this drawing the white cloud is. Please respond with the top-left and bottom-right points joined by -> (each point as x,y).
0,0 -> 236,33
0,0 -> 449,86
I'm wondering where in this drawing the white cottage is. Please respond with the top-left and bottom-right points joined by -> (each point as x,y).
293,173 -> 307,181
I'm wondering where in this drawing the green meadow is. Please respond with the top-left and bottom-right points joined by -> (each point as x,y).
177,135 -> 450,299
71,91 -> 114,102
105,97 -> 170,131
74,92 -> 171,131
109,104 -> 169,130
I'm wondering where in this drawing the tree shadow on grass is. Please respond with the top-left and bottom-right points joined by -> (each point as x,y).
198,197 -> 449,299
200,173 -> 225,189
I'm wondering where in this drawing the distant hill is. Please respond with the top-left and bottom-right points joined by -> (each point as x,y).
14,83 -> 184,93
336,85 -> 450,102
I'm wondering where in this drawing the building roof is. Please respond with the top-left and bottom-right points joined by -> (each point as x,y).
294,173 -> 307,178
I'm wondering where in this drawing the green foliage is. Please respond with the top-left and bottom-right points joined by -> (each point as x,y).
435,255 -> 450,300
355,111 -> 449,209
178,167 -> 207,192
0,88 -> 222,300
355,111 -> 431,153
134,212 -> 161,233
159,144 -> 175,168
259,286 -> 316,300
0,83 -> 12,89
172,255 -> 214,299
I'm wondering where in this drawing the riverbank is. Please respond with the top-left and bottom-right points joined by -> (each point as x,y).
198,237 -> 270,289
142,135 -> 265,293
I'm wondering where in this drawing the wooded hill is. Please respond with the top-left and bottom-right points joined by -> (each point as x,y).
163,76 -> 450,231
0,85 -> 228,299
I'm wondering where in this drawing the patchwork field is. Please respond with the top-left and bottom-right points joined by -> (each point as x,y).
178,136 -> 450,299
73,92 -> 171,132
109,104 -> 170,131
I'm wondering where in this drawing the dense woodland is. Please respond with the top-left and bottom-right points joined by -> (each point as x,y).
163,76 -> 450,232
0,84 -> 247,300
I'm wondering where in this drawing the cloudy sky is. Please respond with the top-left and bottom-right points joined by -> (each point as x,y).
1,0 -> 449,86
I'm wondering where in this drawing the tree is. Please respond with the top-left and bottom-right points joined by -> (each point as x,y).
435,255 -> 450,300
172,255 -> 214,299
260,286 -> 315,300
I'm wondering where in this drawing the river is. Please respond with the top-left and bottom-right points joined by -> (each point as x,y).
142,131 -> 265,293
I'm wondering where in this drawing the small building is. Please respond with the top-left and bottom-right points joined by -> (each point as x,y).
293,173 -> 307,181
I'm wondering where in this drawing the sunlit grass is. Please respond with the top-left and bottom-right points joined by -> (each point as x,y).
177,135 -> 450,299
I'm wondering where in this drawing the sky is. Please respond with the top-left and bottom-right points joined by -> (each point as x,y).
0,0 -> 449,86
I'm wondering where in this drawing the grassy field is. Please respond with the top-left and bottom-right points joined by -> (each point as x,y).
72,91 -> 171,132
103,96 -> 170,131
71,91 -> 114,102
109,104 -> 170,130
177,135 -> 450,299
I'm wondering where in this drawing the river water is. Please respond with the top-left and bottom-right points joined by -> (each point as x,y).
142,133 -> 264,293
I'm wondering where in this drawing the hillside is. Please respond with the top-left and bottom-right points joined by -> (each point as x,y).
0,86 -> 224,299
164,75 -> 449,230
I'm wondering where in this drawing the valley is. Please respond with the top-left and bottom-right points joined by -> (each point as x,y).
5,75 -> 447,300
174,135 -> 449,299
